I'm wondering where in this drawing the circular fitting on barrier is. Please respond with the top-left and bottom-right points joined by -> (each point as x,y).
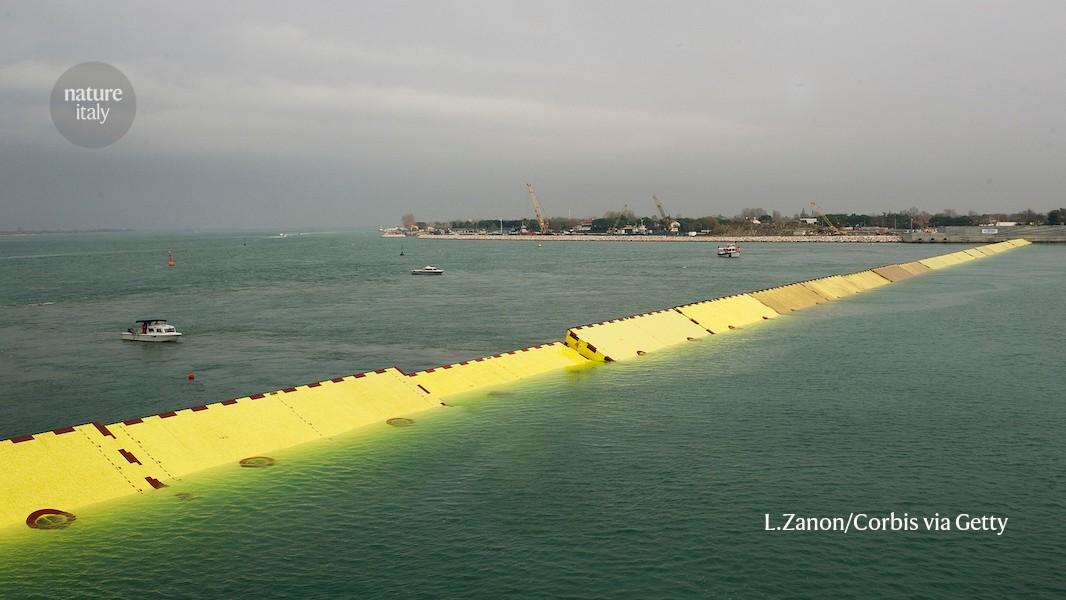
636,350 -> 647,356
239,456 -> 276,468
26,509 -> 76,530
386,417 -> 415,427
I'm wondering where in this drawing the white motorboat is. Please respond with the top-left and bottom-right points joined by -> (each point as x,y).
122,319 -> 183,342
411,265 -> 444,275
717,243 -> 741,258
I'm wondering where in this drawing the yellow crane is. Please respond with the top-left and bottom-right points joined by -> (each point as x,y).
809,201 -> 844,235
526,183 -> 550,235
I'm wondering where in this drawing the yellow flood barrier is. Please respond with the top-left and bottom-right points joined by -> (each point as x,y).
871,265 -> 913,282
674,294 -> 778,334
899,261 -> 933,276
841,270 -> 892,291
564,309 -> 710,362
406,343 -> 588,398
0,240 -> 1032,532
801,275 -> 864,300
750,283 -> 827,314
0,423 -> 164,530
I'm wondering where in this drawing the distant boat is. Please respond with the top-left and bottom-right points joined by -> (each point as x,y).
400,243 -> 405,256
717,243 -> 741,258
167,251 -> 175,268
411,265 -> 444,275
122,319 -> 182,342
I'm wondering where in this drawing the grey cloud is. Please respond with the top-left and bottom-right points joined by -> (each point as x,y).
2,1 -> 1065,230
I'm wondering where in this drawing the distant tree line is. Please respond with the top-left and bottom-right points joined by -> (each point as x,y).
424,207 -> 1066,233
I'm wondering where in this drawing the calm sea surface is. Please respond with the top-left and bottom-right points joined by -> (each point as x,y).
0,232 -> 1062,598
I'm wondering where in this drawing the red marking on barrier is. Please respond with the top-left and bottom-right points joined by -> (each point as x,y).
282,387 -> 297,393
475,357 -> 485,362
728,325 -> 736,330
145,477 -> 166,489
11,434 -> 34,443
308,382 -> 321,388
423,368 -> 436,373
636,350 -> 646,356
442,365 -> 453,370
762,316 -> 770,320
374,368 -> 387,374
520,347 -> 530,352
353,373 -> 366,379
93,422 -> 115,438
687,337 -> 696,341
416,384 -> 430,394
586,343 -> 599,353
159,411 -> 177,418
459,361 -> 469,365
190,405 -> 208,412
52,426 -> 76,435
118,449 -> 141,465
124,418 -> 144,425
250,393 -> 265,400
604,356 -> 615,362
220,399 -> 238,406
506,351 -> 516,355
492,353 -> 503,358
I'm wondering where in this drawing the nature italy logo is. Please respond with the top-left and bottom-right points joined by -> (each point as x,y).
49,61 -> 136,148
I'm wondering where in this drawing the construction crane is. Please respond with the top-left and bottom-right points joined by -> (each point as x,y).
653,194 -> 680,233
653,194 -> 669,221
526,183 -> 550,235
809,201 -> 844,235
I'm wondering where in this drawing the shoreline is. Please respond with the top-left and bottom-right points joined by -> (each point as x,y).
415,234 -> 902,243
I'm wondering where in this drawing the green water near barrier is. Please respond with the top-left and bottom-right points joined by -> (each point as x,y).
0,232 -> 1063,598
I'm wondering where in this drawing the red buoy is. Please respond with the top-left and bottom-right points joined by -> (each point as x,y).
187,372 -> 195,380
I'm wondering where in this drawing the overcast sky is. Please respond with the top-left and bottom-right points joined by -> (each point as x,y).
1,1 -> 1064,229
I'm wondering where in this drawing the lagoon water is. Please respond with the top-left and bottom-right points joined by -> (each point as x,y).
0,232 -> 1062,598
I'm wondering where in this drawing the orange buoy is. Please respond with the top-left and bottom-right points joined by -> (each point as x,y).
167,251 -> 175,268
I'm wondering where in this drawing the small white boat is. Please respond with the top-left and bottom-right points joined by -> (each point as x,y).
717,243 -> 741,258
122,319 -> 183,342
411,265 -> 444,275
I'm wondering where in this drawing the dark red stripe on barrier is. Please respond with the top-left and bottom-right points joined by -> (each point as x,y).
308,382 -> 322,387
250,393 -> 265,400
118,449 -> 141,465
425,368 -> 436,373
282,387 -> 297,393
190,405 -> 208,412
586,343 -> 599,353
475,357 -> 484,362
145,477 -> 166,489
93,422 -> 115,438
459,361 -> 468,365
416,384 -> 430,394
374,368 -> 387,374
52,426 -> 76,435
442,365 -> 453,369
354,372 -> 367,378
334,376 -> 348,382
221,399 -> 238,405
159,411 -> 177,418
124,418 -> 144,425
11,434 -> 34,443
